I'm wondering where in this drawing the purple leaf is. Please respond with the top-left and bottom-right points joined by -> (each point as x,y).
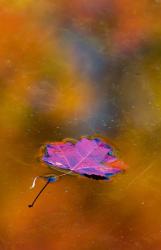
42,137 -> 127,180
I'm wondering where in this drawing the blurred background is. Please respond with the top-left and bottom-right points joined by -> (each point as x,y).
1,0 -> 161,249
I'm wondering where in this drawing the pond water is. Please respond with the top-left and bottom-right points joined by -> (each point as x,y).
1,1 -> 161,250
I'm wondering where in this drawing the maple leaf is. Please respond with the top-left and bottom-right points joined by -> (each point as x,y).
42,137 -> 126,180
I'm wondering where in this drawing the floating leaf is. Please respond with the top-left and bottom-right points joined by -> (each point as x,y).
42,137 -> 127,180
28,136 -> 127,207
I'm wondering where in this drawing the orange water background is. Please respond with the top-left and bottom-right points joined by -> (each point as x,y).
1,1 -> 161,249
